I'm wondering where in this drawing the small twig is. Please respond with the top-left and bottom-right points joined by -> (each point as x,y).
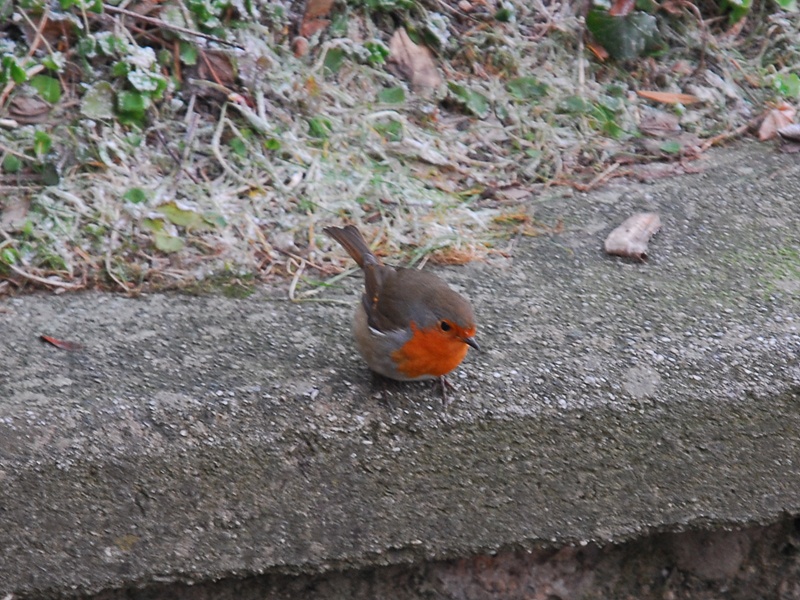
573,161 -> 623,192
699,119 -> 755,152
675,0 -> 708,75
577,19 -> 586,95
226,95 -> 274,135
0,142 -> 33,161
49,189 -> 90,215
19,6 -> 52,58
288,258 -> 306,301
7,263 -> 84,290
211,104 -> 250,186
274,247 -> 330,273
101,4 -> 244,49
433,0 -> 477,21
104,226 -> 137,292
218,97 -> 292,193
156,124 -> 200,184
180,111 -> 200,180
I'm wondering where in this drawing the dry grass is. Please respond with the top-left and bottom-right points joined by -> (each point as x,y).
0,0 -> 797,297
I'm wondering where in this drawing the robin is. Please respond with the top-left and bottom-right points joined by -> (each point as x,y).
324,225 -> 479,401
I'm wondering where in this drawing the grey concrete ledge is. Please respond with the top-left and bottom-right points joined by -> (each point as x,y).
1,142 -> 799,598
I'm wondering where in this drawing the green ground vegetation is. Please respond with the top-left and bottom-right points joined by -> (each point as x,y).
0,0 -> 798,296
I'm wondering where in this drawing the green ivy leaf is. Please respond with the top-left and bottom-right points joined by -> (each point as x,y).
323,48 -> 346,75
41,162 -> 60,185
373,119 -> 403,142
33,131 -> 52,157
7,58 -> 28,84
112,61 -> 130,77
30,75 -> 61,103
559,95 -> 593,114
154,230 -> 185,253
142,218 -> 163,232
203,214 -> 227,228
447,82 -> 490,118
660,140 -> 682,154
377,86 -> 405,104
117,91 -> 150,124
81,81 -> 115,119
2,154 -> 22,173
180,42 -> 198,66
41,55 -> 62,72
495,7 -> 513,21
128,69 -> 167,97
329,12 -> 348,37
308,116 -> 333,139
773,73 -> 800,98
722,0 -> 752,22
1,247 -> 19,265
157,201 -> 203,228
507,77 -> 548,101
586,8 -> 659,61
229,137 -> 247,157
363,41 -> 389,65
123,188 -> 148,204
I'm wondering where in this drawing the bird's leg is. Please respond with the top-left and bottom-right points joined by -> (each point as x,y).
439,375 -> 456,406
371,371 -> 393,405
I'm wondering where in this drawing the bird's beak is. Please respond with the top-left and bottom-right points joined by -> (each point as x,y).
463,337 -> 481,352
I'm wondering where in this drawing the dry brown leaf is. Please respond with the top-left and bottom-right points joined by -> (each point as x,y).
496,187 -> 533,202
604,213 -> 662,261
388,28 -> 442,93
778,123 -> 800,142
778,142 -> 800,154
300,19 -> 330,37
759,102 -> 796,141
304,0 -> 334,20
196,50 -> 237,88
671,61 -> 694,77
128,0 -> 162,16
639,109 -> 681,137
8,95 -> 52,124
40,335 -> 84,351
637,90 -> 701,105
0,197 -> 31,231
777,122 -> 800,152
660,0 -> 684,15
587,41 -> 609,62
299,0 -> 334,38
609,0 -> 635,16
292,36 -> 310,57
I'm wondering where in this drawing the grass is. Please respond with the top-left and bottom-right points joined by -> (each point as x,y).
0,0 -> 798,297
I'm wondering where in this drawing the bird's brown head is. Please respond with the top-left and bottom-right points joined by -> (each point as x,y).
387,271 -> 479,379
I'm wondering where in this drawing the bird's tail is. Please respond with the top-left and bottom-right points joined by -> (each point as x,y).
324,225 -> 382,268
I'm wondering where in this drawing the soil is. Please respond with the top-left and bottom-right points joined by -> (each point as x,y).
87,516 -> 800,600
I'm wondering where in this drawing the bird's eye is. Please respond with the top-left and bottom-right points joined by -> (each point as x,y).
440,320 -> 452,332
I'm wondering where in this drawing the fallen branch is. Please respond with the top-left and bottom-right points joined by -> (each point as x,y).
102,4 -> 244,50
7,263 -> 84,290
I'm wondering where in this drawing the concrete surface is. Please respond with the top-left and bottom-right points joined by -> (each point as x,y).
86,516 -> 800,600
1,142 -> 799,598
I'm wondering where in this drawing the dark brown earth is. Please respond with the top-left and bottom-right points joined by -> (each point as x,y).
88,517 -> 800,600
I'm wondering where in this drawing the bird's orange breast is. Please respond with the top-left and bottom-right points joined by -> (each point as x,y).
391,322 -> 472,379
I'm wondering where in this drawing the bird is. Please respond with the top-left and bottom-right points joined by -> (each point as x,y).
324,224 -> 479,402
